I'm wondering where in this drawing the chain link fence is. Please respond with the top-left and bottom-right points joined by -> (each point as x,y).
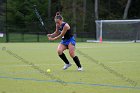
0,0 -> 96,42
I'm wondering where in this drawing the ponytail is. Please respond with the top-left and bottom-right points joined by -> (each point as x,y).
55,12 -> 63,20
56,12 -> 60,16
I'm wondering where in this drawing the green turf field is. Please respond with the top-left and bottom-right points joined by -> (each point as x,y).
0,43 -> 140,93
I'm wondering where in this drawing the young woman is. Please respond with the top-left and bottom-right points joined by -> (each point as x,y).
47,12 -> 83,71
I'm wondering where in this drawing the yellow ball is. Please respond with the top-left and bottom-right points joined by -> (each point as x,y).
47,69 -> 51,73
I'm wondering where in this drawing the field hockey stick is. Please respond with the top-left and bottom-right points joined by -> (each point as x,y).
33,5 -> 48,34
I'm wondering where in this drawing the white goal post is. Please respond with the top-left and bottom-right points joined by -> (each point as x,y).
0,33 -> 4,37
95,19 -> 140,43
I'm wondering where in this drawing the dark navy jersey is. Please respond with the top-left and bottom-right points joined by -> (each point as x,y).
58,22 -> 73,40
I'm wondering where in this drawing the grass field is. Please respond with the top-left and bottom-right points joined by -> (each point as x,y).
0,43 -> 140,93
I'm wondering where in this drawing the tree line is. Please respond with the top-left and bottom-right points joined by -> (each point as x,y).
0,0 -> 140,35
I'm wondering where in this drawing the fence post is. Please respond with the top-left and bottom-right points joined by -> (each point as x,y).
37,32 -> 39,42
21,32 -> 24,42
6,0 -> 9,42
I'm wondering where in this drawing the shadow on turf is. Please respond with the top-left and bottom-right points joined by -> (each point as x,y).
76,49 -> 138,88
1,91 -> 6,93
1,47 -> 67,86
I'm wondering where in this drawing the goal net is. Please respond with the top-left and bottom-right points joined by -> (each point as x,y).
95,20 -> 140,43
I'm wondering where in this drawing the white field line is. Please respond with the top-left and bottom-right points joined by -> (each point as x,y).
76,45 -> 138,49
102,41 -> 135,43
76,46 -> 93,49
76,46 -> 114,49
0,60 -> 137,69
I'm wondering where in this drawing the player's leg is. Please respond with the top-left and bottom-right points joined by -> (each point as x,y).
68,43 -> 82,71
57,44 -> 71,70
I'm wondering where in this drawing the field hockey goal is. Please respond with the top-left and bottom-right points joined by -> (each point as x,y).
95,19 -> 140,43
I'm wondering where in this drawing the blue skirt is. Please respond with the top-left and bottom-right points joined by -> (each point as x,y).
60,36 -> 76,46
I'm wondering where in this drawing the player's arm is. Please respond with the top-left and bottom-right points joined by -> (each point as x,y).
49,24 -> 70,40
47,25 -> 60,38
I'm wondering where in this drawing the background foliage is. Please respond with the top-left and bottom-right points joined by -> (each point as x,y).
0,0 -> 140,39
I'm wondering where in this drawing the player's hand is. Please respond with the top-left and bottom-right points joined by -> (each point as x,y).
48,37 -> 55,41
47,34 -> 52,37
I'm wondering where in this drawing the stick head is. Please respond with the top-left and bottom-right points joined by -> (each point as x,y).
33,5 -> 37,8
